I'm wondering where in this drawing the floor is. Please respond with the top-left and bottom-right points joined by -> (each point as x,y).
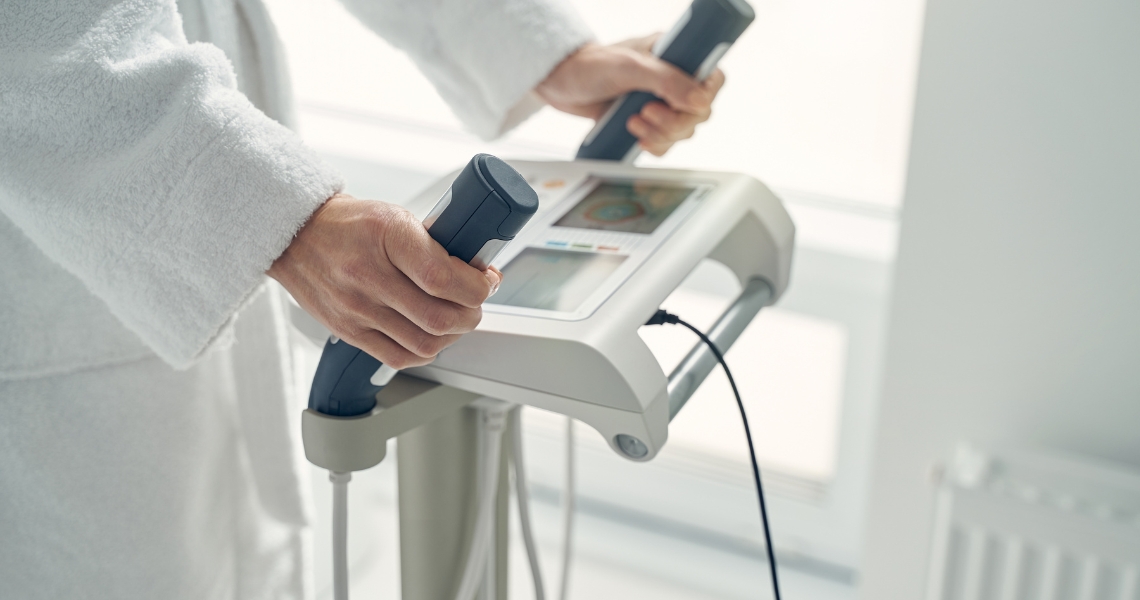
308,439 -> 857,600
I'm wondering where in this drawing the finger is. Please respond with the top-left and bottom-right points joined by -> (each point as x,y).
484,265 -> 502,297
640,140 -> 674,157
639,101 -> 703,141
627,114 -> 675,147
383,210 -> 495,308
343,328 -> 435,370
627,116 -> 675,156
703,68 -> 726,95
618,52 -> 711,112
377,273 -> 484,336
361,304 -> 462,359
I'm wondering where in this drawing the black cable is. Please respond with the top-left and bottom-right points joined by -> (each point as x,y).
646,309 -> 782,600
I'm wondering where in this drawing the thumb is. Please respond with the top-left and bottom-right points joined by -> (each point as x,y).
617,51 -> 710,112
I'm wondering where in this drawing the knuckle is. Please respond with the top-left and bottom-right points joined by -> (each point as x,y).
370,202 -> 409,227
420,304 -> 458,336
412,334 -> 448,358
385,353 -> 416,370
373,205 -> 417,247
667,74 -> 693,96
417,261 -> 454,296
329,319 -> 360,342
644,104 -> 667,124
364,204 -> 394,238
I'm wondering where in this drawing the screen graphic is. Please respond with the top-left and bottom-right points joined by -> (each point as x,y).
553,181 -> 694,234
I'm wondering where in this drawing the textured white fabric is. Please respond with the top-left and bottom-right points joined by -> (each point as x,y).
0,0 -> 591,598
0,0 -> 343,373
0,337 -> 312,600
0,4 -> 326,592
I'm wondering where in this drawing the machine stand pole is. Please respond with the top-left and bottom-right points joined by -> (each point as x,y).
397,405 -> 510,600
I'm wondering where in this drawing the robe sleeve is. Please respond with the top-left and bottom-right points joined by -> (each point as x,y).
0,0 -> 344,368
337,0 -> 595,140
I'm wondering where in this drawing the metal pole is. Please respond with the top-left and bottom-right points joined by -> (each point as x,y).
667,277 -> 774,420
397,405 -> 510,600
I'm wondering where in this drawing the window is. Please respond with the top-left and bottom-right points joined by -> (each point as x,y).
269,0 -> 923,210
642,283 -> 849,484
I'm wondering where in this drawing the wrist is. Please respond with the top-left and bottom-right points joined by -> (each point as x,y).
534,42 -> 600,105
267,193 -> 347,282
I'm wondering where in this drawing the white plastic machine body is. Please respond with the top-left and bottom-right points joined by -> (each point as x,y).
399,159 -> 794,462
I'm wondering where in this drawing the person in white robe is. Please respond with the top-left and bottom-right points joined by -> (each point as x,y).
0,0 -> 726,598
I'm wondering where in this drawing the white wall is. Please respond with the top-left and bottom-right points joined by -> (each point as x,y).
860,0 -> 1140,597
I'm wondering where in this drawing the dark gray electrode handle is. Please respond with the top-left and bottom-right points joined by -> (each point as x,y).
575,0 -> 754,162
308,154 -> 538,417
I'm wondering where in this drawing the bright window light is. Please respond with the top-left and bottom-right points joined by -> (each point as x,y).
268,0 -> 923,208
639,287 -> 849,482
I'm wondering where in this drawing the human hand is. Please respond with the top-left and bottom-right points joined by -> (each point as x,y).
268,194 -> 502,369
535,35 -> 726,156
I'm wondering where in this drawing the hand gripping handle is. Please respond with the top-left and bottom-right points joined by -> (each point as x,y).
308,154 -> 538,417
575,0 -> 754,162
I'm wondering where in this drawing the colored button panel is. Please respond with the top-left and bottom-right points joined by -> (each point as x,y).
543,240 -> 622,252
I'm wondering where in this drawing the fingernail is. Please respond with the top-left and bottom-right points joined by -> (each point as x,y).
486,271 -> 501,297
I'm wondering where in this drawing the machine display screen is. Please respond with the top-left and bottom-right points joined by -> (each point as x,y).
553,180 -> 695,234
487,248 -> 627,312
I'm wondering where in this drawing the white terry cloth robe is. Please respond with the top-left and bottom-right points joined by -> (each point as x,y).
0,1 -> 592,598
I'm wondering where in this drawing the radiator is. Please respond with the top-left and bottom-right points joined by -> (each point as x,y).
926,445 -> 1140,600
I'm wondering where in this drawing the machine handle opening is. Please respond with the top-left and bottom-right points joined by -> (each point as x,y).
666,277 -> 773,420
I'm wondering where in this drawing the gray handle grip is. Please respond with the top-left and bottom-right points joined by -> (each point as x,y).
667,277 -> 773,420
